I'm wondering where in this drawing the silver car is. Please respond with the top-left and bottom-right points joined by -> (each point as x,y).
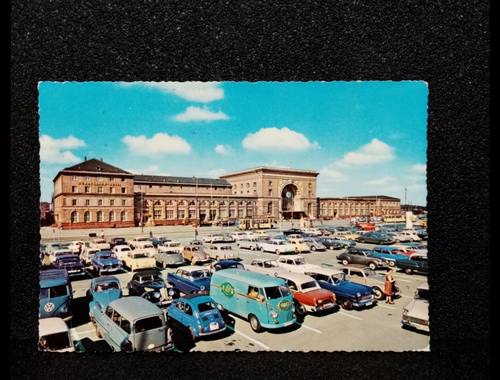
302,238 -> 327,251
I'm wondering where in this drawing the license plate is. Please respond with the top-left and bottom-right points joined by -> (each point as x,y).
322,303 -> 334,309
209,322 -> 219,331
365,301 -> 373,306
283,321 -> 293,327
68,270 -> 78,273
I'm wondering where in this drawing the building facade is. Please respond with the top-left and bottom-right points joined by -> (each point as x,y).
51,158 -> 402,229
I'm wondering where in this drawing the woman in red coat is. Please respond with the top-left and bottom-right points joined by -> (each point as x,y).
384,268 -> 396,304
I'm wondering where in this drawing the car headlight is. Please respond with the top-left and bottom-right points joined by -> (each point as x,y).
270,311 -> 278,318
403,309 -> 408,316
356,293 -> 361,298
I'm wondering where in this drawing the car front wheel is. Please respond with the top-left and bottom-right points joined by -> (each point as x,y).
311,246 -> 316,251
388,261 -> 396,267
342,259 -> 349,266
188,327 -> 197,342
405,268 -> 414,274
261,247 -> 265,252
368,262 -> 377,270
373,287 -> 384,300
329,246 -> 335,251
249,314 -> 262,333
339,298 -> 353,310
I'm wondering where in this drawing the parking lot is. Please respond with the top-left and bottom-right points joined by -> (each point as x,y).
40,221 -> 430,352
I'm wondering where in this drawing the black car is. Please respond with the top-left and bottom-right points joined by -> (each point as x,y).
318,238 -> 343,250
283,228 -> 303,236
355,231 -> 395,245
210,260 -> 245,273
109,237 -> 127,249
126,269 -> 173,307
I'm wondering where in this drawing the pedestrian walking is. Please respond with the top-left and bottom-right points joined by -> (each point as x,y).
385,268 -> 396,304
100,230 -> 105,239
149,230 -> 153,238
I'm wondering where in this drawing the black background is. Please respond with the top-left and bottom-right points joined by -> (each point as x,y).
11,1 -> 489,379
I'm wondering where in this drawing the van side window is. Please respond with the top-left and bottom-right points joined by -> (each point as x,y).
106,306 -> 114,319
248,286 -> 259,298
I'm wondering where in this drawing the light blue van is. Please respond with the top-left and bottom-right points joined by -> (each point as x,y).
39,269 -> 74,322
210,269 -> 296,332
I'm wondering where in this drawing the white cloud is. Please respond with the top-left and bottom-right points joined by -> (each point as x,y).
367,176 -> 397,186
207,168 -> 227,177
39,135 -> 85,164
242,127 -> 318,151
412,163 -> 427,173
215,144 -> 232,155
320,167 -> 348,182
139,82 -> 224,102
337,138 -> 395,166
122,133 -> 191,155
130,165 -> 172,176
173,106 -> 229,122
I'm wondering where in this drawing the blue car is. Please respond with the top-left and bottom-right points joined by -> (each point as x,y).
304,268 -> 376,310
91,251 -> 123,276
371,246 -> 409,268
166,294 -> 226,342
87,276 -> 122,323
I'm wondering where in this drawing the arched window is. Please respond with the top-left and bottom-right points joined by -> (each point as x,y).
267,202 -> 273,215
84,211 -> 91,222
70,211 -> 78,223
97,211 -> 103,222
120,211 -> 127,221
109,211 -> 115,222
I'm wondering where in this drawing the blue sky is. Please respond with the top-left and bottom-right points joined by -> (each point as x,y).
38,81 -> 428,206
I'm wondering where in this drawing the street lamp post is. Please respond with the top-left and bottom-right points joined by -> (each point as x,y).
140,189 -> 144,233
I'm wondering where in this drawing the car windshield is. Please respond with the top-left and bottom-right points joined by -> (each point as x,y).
39,332 -> 71,351
191,270 -> 210,279
363,268 -> 377,277
197,300 -> 217,313
40,285 -> 68,299
59,257 -> 80,263
301,281 -> 319,291
294,258 -> 307,265
263,260 -> 279,268
332,273 -> 346,284
265,285 -> 291,299
415,288 -> 429,301
165,250 -> 181,255
95,282 -> 120,291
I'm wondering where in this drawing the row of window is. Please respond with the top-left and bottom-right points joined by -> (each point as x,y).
72,175 -> 126,182
68,199 -> 128,206
70,211 -> 128,223
72,186 -> 127,194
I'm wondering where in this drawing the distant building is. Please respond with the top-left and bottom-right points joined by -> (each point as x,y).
51,158 -> 402,229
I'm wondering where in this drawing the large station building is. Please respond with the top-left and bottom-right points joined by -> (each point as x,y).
51,158 -> 402,229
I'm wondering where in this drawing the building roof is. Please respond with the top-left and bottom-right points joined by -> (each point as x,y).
134,174 -> 231,187
220,166 -> 319,178
54,158 -> 133,181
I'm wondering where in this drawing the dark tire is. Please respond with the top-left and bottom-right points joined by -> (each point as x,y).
339,298 -> 353,310
188,327 -> 197,342
329,246 -> 335,251
359,239 -> 366,243
373,287 -> 384,300
395,239 -> 400,243
249,314 -> 262,332
388,261 -> 396,267
294,301 -> 306,315
405,268 -> 414,274
368,262 -> 377,270
410,238 -> 414,242
311,246 -> 316,252
95,324 -> 102,338
250,246 -> 255,251
344,244 -> 350,249
342,259 -> 349,266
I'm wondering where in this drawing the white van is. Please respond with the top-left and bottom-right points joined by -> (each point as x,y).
402,281 -> 429,332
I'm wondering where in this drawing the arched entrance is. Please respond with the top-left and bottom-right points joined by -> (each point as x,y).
281,184 -> 305,219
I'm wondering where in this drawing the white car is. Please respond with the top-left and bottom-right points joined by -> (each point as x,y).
68,240 -> 86,253
49,249 -> 74,264
402,281 -> 429,332
38,317 -> 78,352
398,231 -> 422,242
206,244 -> 239,261
202,234 -> 226,243
277,255 -> 321,273
302,228 -> 323,236
259,239 -> 296,255
80,247 -> 101,265
89,238 -> 111,250
126,236 -> 151,249
112,245 -> 133,260
252,230 -> 270,238
158,241 -> 184,254
236,238 -> 261,251
244,258 -> 288,276
231,232 -> 249,241
386,231 -> 413,243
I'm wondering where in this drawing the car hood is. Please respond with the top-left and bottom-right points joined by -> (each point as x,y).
336,281 -> 373,295
302,288 -> 335,300
93,289 -> 122,307
193,252 -> 209,259
404,299 -> 429,319
95,258 -> 120,266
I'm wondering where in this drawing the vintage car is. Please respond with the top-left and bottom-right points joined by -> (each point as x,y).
127,236 -> 152,249
355,231 -> 395,245
277,255 -> 321,273
231,231 -> 250,241
244,258 -> 289,276
51,254 -> 86,277
38,317 -> 81,352
209,260 -> 245,273
48,249 -> 74,264
80,247 -> 101,266
252,230 -> 270,238
331,231 -> 360,241
202,233 -> 226,243
166,266 -> 212,296
206,244 -> 239,261
44,242 -> 63,254
68,240 -> 86,253
89,238 -> 111,250
369,246 -> 410,267
318,237 -> 343,250
386,244 -> 418,256
396,253 -> 428,274
87,276 -> 122,322
121,250 -> 157,272
182,244 -> 210,265
112,244 -> 133,260
39,269 -> 74,321
276,272 -> 337,315
187,239 -> 204,247
157,240 -> 184,253
386,231 -> 413,243
91,251 -> 123,276
402,281 -> 429,332
259,239 -> 296,255
337,248 -> 389,270
152,249 -> 185,268
400,243 -> 428,253
109,237 -> 128,249
93,296 -> 174,352
286,238 -> 311,253
236,238 -> 261,251
166,294 -> 226,342
126,270 -> 173,307
283,228 -> 304,236
301,227 -> 323,236
304,268 -> 376,310
301,237 -> 327,251
397,229 -> 422,242
329,236 -> 357,249
219,233 -> 236,243
148,236 -> 171,248
339,264 -> 401,300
